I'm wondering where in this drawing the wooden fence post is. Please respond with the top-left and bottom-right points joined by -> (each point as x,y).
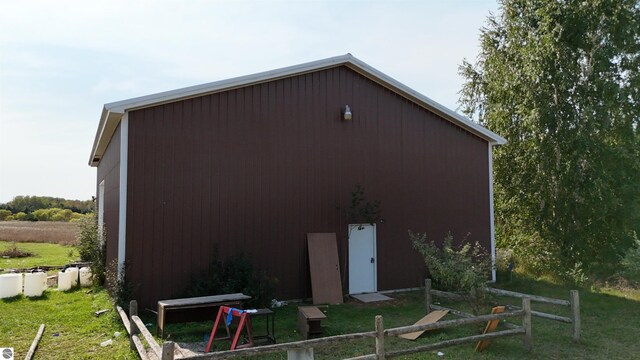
162,341 -> 175,360
425,279 -> 432,314
129,300 -> 139,351
375,315 -> 385,360
522,297 -> 532,351
570,290 -> 580,341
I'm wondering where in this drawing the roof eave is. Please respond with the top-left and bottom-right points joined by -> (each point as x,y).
89,54 -> 507,166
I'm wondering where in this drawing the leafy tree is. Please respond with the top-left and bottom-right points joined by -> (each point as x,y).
459,0 -> 640,278
1,195 -> 93,214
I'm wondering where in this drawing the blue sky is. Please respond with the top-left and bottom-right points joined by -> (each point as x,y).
0,0 -> 498,203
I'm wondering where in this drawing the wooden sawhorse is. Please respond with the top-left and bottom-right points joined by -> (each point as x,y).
205,306 -> 254,351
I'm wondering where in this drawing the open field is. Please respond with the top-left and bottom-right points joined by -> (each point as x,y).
150,277 -> 640,359
0,241 -> 78,271
0,221 -> 78,245
0,287 -> 136,359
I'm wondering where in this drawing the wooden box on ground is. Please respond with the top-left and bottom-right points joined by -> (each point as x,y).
157,293 -> 250,338
297,306 -> 327,339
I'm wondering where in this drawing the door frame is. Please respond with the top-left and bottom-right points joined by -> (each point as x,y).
348,223 -> 377,294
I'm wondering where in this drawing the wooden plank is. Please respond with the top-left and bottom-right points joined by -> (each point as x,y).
158,293 -> 250,308
307,233 -> 343,305
132,315 -> 162,357
24,324 -> 45,360
299,306 -> 327,320
131,335 -> 150,360
398,310 -> 449,340
475,306 -> 505,352
116,305 -> 131,334
486,287 -> 570,306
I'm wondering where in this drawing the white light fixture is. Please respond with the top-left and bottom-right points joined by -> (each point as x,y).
343,105 -> 352,121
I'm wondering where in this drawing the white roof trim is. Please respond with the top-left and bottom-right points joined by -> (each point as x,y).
89,54 -> 506,166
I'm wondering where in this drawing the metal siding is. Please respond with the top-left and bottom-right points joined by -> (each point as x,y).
126,66 -> 490,308
97,124 -> 120,274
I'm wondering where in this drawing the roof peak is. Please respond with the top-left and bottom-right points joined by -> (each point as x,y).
90,54 -> 505,166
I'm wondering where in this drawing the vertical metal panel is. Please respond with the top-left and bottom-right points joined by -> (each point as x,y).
126,66 -> 491,308
97,124 -> 120,273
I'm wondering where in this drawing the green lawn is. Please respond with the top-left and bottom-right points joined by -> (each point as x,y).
2,242 -> 639,359
155,277 -> 640,359
0,288 -> 136,359
0,241 -> 78,270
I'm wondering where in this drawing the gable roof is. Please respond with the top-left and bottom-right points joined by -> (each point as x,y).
89,54 -> 506,166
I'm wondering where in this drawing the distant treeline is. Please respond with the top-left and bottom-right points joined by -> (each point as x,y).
0,195 -> 94,222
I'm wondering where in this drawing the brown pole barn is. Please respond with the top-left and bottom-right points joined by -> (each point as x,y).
89,54 -> 506,309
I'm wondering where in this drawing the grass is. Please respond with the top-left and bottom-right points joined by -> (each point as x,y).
152,276 -> 640,359
0,287 -> 136,359
0,221 -> 78,245
0,241 -> 78,271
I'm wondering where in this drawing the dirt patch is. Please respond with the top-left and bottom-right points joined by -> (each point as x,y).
0,221 -> 78,245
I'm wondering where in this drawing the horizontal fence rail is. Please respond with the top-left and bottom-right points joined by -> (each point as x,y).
424,279 -> 581,341
485,287 -> 570,306
187,330 -> 377,359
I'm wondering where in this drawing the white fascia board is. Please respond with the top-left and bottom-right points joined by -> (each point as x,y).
89,108 -> 124,166
104,54 -> 355,114
344,57 -> 507,145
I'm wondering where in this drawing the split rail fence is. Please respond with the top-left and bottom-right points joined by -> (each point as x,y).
117,298 -> 531,360
424,279 -> 581,341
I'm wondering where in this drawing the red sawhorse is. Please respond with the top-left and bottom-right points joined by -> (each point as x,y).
205,306 -> 254,352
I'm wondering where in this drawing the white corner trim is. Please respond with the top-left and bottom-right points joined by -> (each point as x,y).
488,144 -> 497,282
117,113 -> 129,278
98,180 -> 105,246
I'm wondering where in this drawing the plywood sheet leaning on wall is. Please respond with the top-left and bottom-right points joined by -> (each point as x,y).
307,233 -> 344,304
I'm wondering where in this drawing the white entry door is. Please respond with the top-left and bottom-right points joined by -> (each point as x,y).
348,224 -> 377,294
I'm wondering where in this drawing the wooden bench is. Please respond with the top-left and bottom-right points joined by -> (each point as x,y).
157,293 -> 251,338
297,306 -> 326,339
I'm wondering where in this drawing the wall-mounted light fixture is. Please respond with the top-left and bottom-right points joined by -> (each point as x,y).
342,105 -> 352,121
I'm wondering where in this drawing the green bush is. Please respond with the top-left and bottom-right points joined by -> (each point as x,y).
14,212 -> 27,221
616,234 -> 640,288
186,253 -> 277,308
410,230 -> 493,314
32,208 -> 76,222
76,213 -> 106,285
105,259 -> 135,311
0,209 -> 11,221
